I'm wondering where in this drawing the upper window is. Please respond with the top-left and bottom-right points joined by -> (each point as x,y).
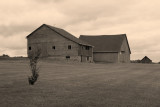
120,51 -> 125,54
52,46 -> 55,50
68,45 -> 71,49
121,51 -> 125,54
85,46 -> 89,50
28,46 -> 31,50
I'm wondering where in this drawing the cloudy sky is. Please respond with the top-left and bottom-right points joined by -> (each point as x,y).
0,0 -> 160,62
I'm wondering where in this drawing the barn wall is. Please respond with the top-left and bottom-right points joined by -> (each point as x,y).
47,56 -> 82,62
27,25 -> 80,60
78,45 -> 93,57
118,39 -> 130,63
93,52 -> 118,63
78,45 -> 93,62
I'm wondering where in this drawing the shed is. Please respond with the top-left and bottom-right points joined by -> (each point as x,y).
141,56 -> 152,63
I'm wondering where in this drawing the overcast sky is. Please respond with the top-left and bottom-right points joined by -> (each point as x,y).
0,0 -> 160,62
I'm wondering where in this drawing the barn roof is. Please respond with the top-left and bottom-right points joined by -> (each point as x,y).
79,34 -> 131,53
26,24 -> 93,46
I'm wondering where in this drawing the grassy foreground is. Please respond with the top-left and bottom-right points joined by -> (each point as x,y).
0,60 -> 160,107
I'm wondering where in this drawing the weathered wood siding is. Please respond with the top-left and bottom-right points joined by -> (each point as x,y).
93,52 -> 118,63
77,45 -> 93,62
27,26 -> 80,61
118,39 -> 130,63
78,45 -> 92,56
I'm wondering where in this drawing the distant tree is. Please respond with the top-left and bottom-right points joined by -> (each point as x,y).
131,59 -> 141,63
2,54 -> 9,57
28,49 -> 41,85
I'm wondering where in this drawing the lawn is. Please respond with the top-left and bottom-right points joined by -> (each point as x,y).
0,60 -> 160,107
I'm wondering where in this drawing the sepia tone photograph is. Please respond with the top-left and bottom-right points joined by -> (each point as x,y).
0,0 -> 160,106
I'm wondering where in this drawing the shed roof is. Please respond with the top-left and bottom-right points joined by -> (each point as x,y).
141,56 -> 152,61
26,24 -> 92,46
79,34 -> 131,53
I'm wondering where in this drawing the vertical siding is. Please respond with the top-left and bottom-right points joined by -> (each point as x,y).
27,26 -> 79,59
118,39 -> 130,63
78,45 -> 93,56
78,45 -> 93,62
93,52 -> 118,63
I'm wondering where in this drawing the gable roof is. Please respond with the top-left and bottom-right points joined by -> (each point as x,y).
79,34 -> 131,53
26,24 -> 93,46
141,56 -> 152,61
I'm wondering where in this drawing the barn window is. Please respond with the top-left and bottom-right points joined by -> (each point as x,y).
66,56 -> 70,59
68,45 -> 71,49
121,51 -> 125,54
28,46 -> 31,50
85,46 -> 89,50
120,51 -> 125,54
52,46 -> 55,50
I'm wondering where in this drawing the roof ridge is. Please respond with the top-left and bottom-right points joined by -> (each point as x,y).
44,24 -> 93,46
80,34 -> 126,37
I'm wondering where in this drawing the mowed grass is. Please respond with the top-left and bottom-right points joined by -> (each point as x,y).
0,60 -> 160,107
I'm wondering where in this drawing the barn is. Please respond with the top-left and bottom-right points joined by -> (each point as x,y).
26,24 -> 93,62
141,56 -> 152,63
79,34 -> 131,63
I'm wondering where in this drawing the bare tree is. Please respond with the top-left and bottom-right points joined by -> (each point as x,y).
28,49 -> 41,85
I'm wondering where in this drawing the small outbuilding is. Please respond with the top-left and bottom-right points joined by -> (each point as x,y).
141,56 -> 152,63
79,34 -> 131,63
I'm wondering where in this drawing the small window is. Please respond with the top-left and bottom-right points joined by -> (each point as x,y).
66,56 -> 70,59
28,46 -> 31,50
121,51 -> 125,54
85,46 -> 89,50
68,45 -> 71,49
52,46 -> 55,50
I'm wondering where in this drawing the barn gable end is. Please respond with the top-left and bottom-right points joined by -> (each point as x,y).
118,37 -> 131,63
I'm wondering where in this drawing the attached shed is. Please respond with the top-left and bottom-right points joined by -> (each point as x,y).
26,24 -> 93,62
79,34 -> 131,63
141,56 -> 152,63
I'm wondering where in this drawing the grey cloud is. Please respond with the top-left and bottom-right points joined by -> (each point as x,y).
0,24 -> 36,36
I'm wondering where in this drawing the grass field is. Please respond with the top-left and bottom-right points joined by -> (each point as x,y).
0,60 -> 160,107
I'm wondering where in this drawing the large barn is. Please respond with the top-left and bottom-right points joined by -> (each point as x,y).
26,24 -> 93,62
79,34 -> 131,63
